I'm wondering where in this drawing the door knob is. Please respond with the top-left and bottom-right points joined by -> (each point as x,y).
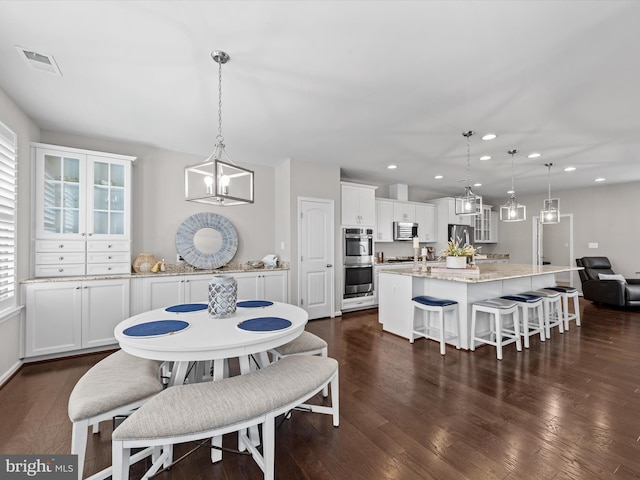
326,264 -> 333,268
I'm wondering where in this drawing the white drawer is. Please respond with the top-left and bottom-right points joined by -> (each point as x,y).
87,240 -> 130,252
87,252 -> 130,264
35,252 -> 86,265
35,264 -> 86,277
86,263 -> 131,275
35,240 -> 86,253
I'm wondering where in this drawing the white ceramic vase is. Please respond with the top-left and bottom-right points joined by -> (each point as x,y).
446,256 -> 467,269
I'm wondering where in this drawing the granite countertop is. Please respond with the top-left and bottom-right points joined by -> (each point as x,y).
376,253 -> 509,265
379,263 -> 581,284
21,262 -> 290,284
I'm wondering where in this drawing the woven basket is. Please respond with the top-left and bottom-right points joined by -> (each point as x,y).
132,253 -> 157,273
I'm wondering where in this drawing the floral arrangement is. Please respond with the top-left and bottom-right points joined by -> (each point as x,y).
442,237 -> 477,257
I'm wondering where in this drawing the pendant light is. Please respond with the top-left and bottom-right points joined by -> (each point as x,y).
455,131 -> 482,216
499,149 -> 526,222
540,162 -> 560,224
185,50 -> 254,206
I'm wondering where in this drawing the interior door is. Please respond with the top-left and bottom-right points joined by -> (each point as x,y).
299,198 -> 334,320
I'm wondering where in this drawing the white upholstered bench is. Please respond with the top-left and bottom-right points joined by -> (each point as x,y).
67,350 -> 164,480
111,355 -> 339,480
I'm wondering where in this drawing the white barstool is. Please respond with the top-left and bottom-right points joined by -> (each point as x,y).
411,295 -> 460,355
471,298 -> 521,360
523,289 -> 564,338
546,286 -> 581,330
501,293 -> 545,348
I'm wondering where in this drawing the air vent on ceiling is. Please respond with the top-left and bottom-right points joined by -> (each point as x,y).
15,46 -> 62,76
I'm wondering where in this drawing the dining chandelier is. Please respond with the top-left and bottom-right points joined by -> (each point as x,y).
540,162 -> 560,224
185,50 -> 254,206
455,131 -> 482,216
499,149 -> 526,222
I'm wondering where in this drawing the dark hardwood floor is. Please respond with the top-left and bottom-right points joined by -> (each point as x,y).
2,299 -> 640,479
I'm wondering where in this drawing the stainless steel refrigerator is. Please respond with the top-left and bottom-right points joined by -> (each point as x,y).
448,224 -> 475,246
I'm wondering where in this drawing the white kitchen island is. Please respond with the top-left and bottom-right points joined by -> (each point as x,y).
378,263 -> 581,350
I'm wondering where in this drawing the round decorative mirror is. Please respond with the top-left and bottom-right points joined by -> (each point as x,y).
175,212 -> 238,269
193,227 -> 223,254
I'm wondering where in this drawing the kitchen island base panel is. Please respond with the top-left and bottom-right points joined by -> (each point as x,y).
379,268 -> 562,350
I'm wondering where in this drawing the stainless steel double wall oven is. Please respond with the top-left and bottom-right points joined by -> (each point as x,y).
343,228 -> 374,299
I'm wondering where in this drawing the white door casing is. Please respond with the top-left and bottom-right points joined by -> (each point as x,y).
298,198 -> 334,320
532,213 -> 575,287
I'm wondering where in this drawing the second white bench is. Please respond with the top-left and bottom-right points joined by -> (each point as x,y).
111,355 -> 339,480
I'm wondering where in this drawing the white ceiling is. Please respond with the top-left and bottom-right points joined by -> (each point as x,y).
1,0 -> 639,199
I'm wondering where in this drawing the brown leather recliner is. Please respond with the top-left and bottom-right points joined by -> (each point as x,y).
576,257 -> 640,307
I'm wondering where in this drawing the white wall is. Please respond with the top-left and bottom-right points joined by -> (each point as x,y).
286,159 -> 341,309
497,182 -> 640,279
40,131 -> 277,264
0,86 -> 40,383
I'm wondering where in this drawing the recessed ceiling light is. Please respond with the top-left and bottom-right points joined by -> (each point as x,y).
434,175 -> 443,179
482,134 -> 497,141
528,152 -> 542,158
387,164 -> 397,169
507,190 -> 514,194
564,166 -> 576,172
479,155 -> 491,161
595,177 -> 606,182
473,183 -> 482,187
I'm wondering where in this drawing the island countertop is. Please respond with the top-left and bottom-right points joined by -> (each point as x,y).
379,263 -> 581,284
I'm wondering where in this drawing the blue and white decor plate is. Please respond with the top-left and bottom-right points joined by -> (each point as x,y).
237,317 -> 292,333
175,212 -> 238,269
123,320 -> 190,338
165,303 -> 208,313
237,300 -> 274,308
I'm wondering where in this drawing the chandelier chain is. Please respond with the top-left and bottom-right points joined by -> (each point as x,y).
217,56 -> 223,142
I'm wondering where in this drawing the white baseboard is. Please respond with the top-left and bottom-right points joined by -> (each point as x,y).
0,360 -> 22,388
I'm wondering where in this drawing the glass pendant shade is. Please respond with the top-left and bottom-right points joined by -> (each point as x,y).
455,130 -> 482,216
500,149 -> 526,222
500,196 -> 527,222
185,150 -> 254,206
540,163 -> 559,224
455,185 -> 483,215
540,198 -> 560,224
185,50 -> 254,206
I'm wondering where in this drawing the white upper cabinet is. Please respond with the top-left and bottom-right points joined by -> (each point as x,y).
341,182 -> 377,226
415,203 -> 437,242
392,202 -> 416,223
475,206 -> 498,243
375,199 -> 394,242
32,143 -> 136,277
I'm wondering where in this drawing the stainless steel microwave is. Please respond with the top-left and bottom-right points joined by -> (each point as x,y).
393,222 -> 418,241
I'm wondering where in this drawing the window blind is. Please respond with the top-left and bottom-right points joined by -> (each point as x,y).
0,121 -> 16,309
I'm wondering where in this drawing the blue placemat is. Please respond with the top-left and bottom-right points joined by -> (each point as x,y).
237,300 -> 274,308
165,303 -> 207,313
123,320 -> 190,338
237,317 -> 292,332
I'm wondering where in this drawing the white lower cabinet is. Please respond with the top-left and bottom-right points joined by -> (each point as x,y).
235,270 -> 289,303
24,279 -> 130,358
132,274 -> 212,313
129,270 -> 290,316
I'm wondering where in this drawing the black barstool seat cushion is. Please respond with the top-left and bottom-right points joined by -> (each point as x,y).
412,295 -> 457,307
546,286 -> 578,293
502,294 -> 542,303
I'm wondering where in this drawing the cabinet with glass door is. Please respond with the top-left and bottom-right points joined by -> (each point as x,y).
32,143 -> 136,277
